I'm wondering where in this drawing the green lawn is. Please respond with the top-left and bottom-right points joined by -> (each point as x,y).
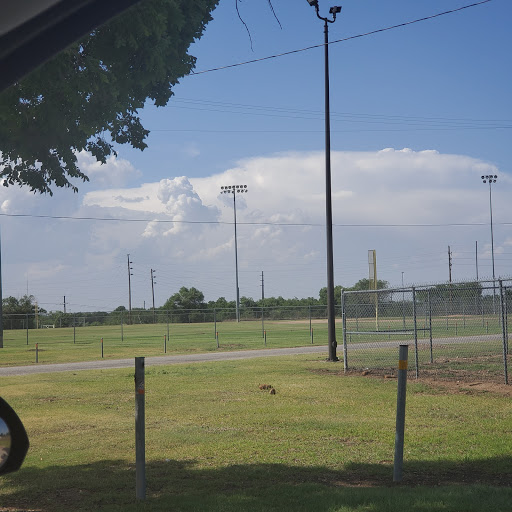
0,354 -> 511,511
1,316 -> 508,384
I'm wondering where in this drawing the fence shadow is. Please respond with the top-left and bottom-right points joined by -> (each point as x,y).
2,456 -> 511,511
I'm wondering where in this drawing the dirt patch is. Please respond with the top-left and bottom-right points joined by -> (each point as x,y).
310,367 -> 512,397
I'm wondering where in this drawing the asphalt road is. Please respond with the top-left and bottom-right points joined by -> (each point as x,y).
0,345 -> 330,377
0,333 -> 502,377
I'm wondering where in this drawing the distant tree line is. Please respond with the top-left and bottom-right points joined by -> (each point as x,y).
2,280 -> 506,329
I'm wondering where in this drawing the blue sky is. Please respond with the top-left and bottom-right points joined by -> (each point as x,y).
1,0 -> 511,312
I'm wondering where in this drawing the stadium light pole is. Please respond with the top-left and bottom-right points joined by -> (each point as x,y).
306,0 -> 341,361
481,174 -> 498,313
220,185 -> 248,322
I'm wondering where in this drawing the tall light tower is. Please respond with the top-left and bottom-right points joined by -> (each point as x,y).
481,174 -> 498,312
220,184 -> 248,322
306,0 -> 341,361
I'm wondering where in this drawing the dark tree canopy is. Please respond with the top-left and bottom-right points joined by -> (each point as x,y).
0,0 -> 219,195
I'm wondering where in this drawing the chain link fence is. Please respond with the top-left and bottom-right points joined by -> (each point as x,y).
341,279 -> 511,384
2,279 -> 510,384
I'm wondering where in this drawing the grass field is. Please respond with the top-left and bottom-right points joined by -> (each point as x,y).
0,354 -> 511,511
1,315 -> 509,384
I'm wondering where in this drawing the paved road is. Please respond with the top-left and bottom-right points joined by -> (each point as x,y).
0,333 -> 503,377
0,345 -> 329,377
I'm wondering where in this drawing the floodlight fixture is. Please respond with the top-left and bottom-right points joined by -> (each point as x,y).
481,174 -> 498,312
220,184 -> 249,322
304,0 -> 342,362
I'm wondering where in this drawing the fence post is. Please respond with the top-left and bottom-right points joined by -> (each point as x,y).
121,312 -> 124,342
35,343 -> 38,363
412,287 -> 419,379
393,344 -> 409,483
499,281 -> 509,385
216,331 -> 219,349
214,309 -> 217,341
26,313 -> 29,345
262,306 -> 265,339
164,334 -> 167,354
342,290 -> 348,372
135,357 -> 146,500
101,338 -> 104,359
309,305 -> 312,336
264,330 -> 267,346
167,310 -> 170,345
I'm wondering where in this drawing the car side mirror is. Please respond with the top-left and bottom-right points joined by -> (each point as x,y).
0,397 -> 29,475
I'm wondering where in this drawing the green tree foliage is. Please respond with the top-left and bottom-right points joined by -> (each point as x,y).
2,295 -> 43,329
2,295 -> 38,315
0,0 -> 219,194
163,286 -> 205,313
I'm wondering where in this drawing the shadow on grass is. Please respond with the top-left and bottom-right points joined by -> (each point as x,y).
2,456 -> 511,512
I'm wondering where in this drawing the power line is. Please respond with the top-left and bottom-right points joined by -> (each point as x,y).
0,212 -> 510,228
190,1 -> 493,76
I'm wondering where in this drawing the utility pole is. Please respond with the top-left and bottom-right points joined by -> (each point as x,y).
151,268 -> 156,323
127,254 -> 133,324
306,0 -> 341,361
63,295 -> 66,314
475,241 -> 479,281
260,271 -> 264,302
448,246 -> 452,283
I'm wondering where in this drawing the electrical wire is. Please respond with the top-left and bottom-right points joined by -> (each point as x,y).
1,212 -> 510,228
190,1 -> 493,76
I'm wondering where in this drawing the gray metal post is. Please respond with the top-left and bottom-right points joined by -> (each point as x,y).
499,281 -> 509,385
505,287 -> 509,354
121,312 -> 124,342
342,290 -> 348,371
167,310 -> 170,345
135,357 -> 146,500
26,313 -> 29,345
412,287 -> 419,379
214,309 -> 217,340
393,344 -> 409,483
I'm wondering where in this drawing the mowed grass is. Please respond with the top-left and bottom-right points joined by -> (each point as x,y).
0,320 -> 322,366
0,313 -> 506,368
0,355 -> 511,511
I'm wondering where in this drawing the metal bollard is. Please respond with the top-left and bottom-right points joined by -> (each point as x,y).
393,344 -> 409,483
